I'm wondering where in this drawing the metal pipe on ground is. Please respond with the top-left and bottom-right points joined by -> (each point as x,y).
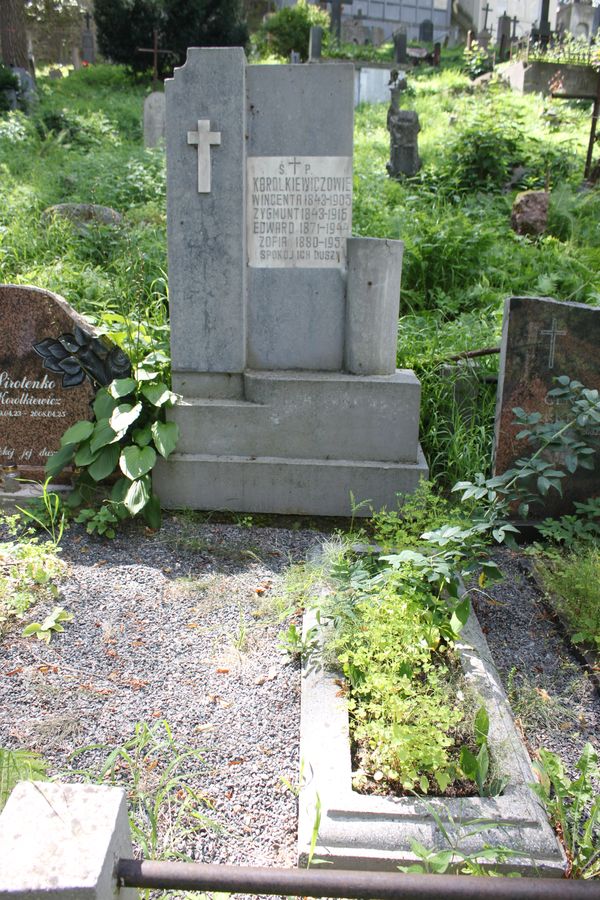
117,859 -> 600,899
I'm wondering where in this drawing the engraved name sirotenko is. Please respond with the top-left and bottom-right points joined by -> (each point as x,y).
247,156 -> 353,268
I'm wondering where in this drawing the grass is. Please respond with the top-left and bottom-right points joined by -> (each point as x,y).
0,513 -> 66,636
535,547 -> 600,653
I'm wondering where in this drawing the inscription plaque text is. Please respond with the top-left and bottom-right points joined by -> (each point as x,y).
247,156 -> 352,268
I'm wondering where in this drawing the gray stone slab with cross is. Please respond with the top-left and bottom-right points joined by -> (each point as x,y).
154,48 -> 427,516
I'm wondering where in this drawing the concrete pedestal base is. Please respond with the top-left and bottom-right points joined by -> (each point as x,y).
154,368 -> 428,516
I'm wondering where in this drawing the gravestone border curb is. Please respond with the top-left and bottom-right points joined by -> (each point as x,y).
298,601 -> 566,875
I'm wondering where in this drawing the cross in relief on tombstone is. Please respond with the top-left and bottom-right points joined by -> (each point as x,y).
187,120 -> 222,193
540,317 -> 566,369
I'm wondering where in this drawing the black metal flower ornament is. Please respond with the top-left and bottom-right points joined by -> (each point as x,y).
33,326 -> 132,389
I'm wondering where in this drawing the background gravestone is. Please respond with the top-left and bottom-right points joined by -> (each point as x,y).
419,19 -> 434,42
154,49 -> 427,516
144,92 -> 166,148
494,296 -> 600,516
0,284 -> 130,483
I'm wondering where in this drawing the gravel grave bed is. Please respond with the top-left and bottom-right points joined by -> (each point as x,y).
1,521 -> 599,883
0,516 -> 324,875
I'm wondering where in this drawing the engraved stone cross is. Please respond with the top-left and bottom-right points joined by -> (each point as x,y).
188,120 -> 222,193
540,317 -> 566,370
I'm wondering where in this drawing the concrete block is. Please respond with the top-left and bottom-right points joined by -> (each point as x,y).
153,447 -> 428,516
246,63 -> 354,371
345,238 -> 404,376
298,608 -> 566,873
165,48 -> 247,375
0,782 -> 135,899
167,369 -> 421,463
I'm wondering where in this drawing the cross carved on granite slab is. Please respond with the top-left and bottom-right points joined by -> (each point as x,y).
188,120 -> 222,193
540,317 -> 566,370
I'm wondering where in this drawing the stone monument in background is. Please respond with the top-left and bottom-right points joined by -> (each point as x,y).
154,49 -> 427,516
387,83 -> 421,178
494,296 -> 600,517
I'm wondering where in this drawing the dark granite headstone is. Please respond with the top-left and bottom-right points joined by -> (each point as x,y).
393,28 -> 408,64
494,296 -> 600,516
0,284 -> 131,479
419,19 -> 434,42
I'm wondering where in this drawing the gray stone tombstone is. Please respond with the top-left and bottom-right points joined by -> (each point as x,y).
153,49 -> 427,516
386,88 -> 421,177
497,13 -> 511,50
309,26 -> 323,61
494,296 -> 600,518
393,28 -> 408,64
82,28 -> 96,64
478,28 -> 491,49
144,91 -> 166,148
11,66 -> 36,110
419,19 -> 434,42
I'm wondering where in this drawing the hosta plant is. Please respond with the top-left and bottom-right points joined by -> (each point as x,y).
46,366 -> 179,531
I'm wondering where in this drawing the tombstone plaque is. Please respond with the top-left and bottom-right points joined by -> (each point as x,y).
494,296 -> 600,516
154,49 -> 427,516
0,284 -> 130,480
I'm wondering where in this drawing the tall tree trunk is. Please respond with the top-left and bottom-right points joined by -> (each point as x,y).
0,0 -> 28,68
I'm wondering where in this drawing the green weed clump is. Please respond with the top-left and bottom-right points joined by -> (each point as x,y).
536,546 -> 600,652
331,565 -> 466,793
0,513 -> 66,635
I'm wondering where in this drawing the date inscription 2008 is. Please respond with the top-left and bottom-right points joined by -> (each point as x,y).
247,156 -> 352,269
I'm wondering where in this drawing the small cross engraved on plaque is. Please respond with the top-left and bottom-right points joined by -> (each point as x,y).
288,156 -> 301,174
188,120 -> 222,193
540,317 -> 566,369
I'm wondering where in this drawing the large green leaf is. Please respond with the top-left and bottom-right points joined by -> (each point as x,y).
110,477 -> 130,502
90,419 -> 120,454
74,441 -> 99,467
151,421 -> 179,458
450,596 -> 470,635
109,402 -> 142,434
88,444 -> 120,482
45,444 -> 75,478
143,493 -> 162,529
132,426 -> 153,447
123,475 -> 151,515
93,389 -> 118,420
119,445 -> 156,480
108,377 -> 137,399
60,420 -> 94,447
141,382 -> 176,407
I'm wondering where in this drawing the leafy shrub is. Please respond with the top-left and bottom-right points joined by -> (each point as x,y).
0,64 -> 18,112
462,41 -> 493,80
35,108 -> 121,149
535,543 -> 600,651
255,0 -> 330,61
436,114 -> 525,193
328,564 -> 466,792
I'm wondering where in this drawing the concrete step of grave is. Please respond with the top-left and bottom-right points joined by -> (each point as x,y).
169,368 -> 421,464
153,448 -> 428,517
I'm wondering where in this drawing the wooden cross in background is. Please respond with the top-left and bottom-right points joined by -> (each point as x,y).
137,29 -> 174,91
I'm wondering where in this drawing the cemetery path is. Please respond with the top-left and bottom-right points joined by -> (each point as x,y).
1,524 -> 598,873
0,517 -> 324,871
473,548 -> 600,774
